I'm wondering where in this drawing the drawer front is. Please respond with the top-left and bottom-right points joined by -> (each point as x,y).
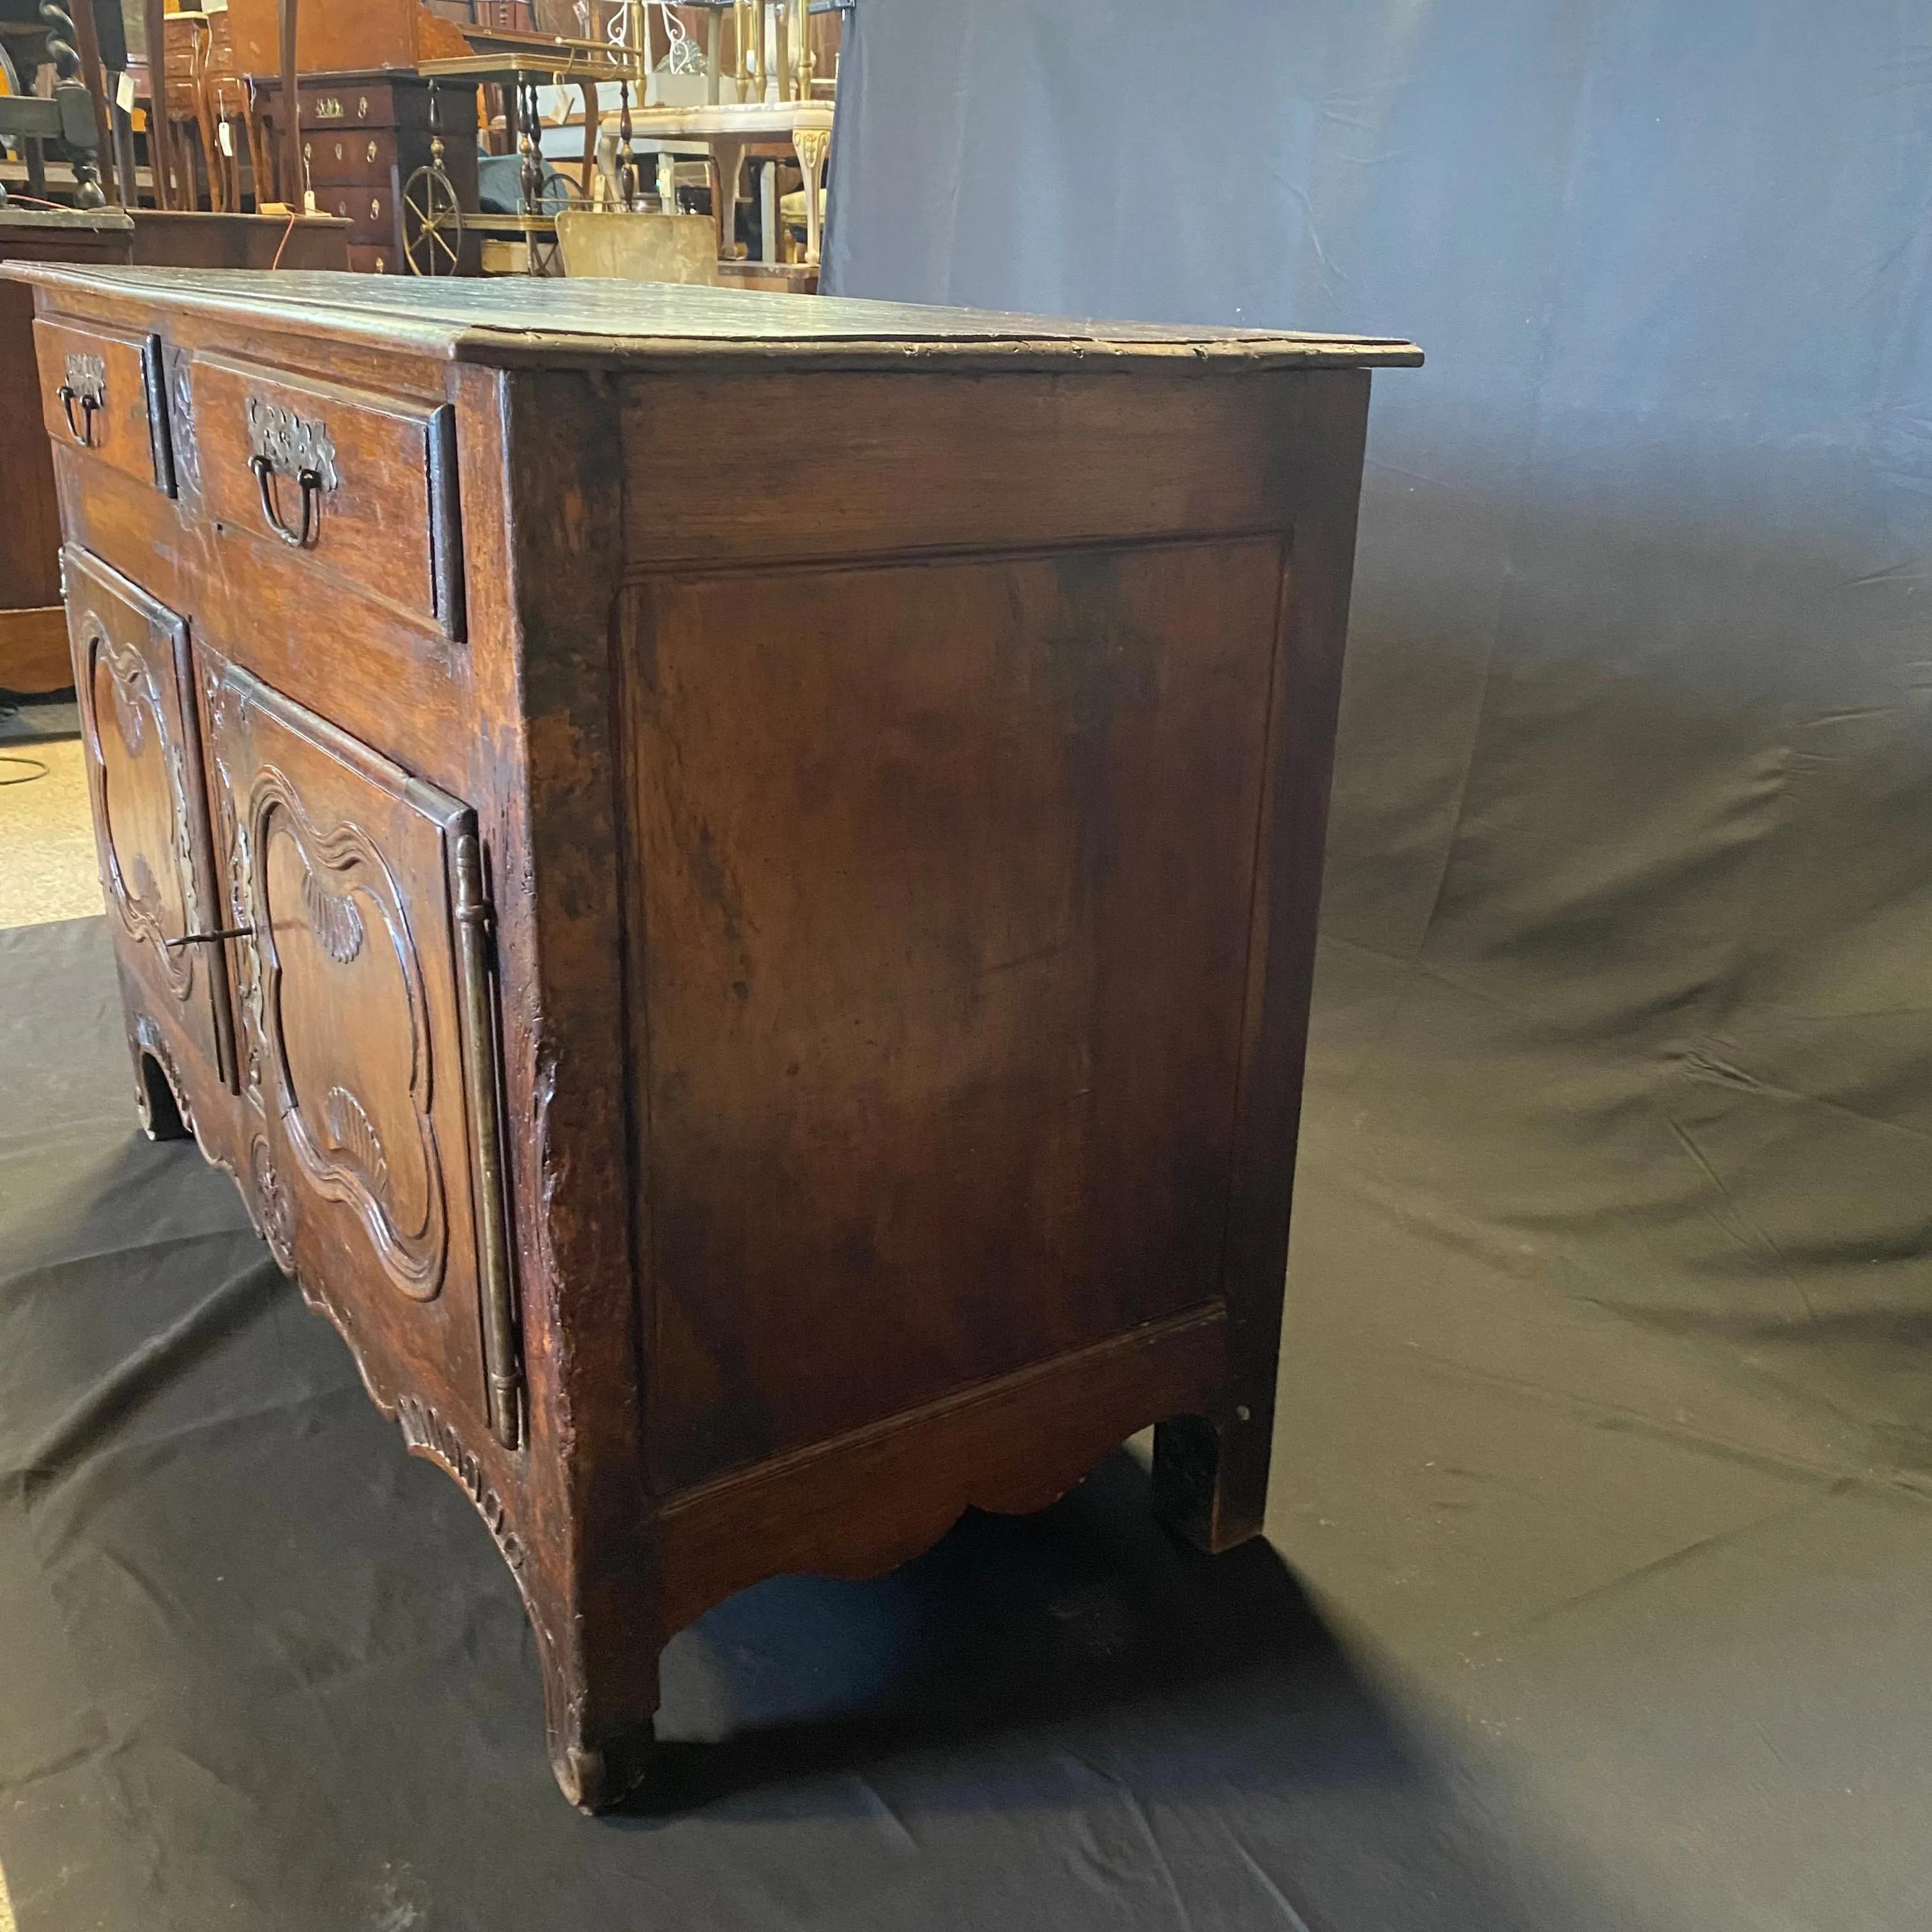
190,355 -> 465,640
36,318 -> 174,496
299,79 -> 459,134
346,243 -> 398,275
201,654 -> 521,1445
65,546 -> 237,1104
316,183 -> 398,247
305,129 -> 398,181
302,82 -> 401,131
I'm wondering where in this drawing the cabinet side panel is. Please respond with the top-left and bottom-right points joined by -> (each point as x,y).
619,368 -> 1298,566
628,536 -> 1285,1493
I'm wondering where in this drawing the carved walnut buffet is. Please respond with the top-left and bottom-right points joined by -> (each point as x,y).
12,265 -> 1419,1809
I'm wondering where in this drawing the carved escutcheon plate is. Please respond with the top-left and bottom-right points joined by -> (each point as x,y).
63,350 -> 105,406
245,395 -> 339,489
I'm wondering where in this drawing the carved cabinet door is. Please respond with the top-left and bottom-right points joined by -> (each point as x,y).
65,547 -> 238,1116
199,653 -> 522,1448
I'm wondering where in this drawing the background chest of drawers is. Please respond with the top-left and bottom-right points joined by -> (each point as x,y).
255,70 -> 480,274
13,265 -> 1417,1808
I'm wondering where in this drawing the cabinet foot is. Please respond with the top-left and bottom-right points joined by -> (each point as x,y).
1151,1409 -> 1269,1554
534,1613 -> 663,1813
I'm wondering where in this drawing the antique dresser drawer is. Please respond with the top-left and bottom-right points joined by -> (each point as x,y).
299,79 -> 433,133
314,186 -> 396,249
190,356 -> 465,640
305,129 -> 399,182
36,316 -> 173,497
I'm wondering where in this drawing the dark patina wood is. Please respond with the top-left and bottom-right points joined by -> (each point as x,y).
10,263 -> 1418,1809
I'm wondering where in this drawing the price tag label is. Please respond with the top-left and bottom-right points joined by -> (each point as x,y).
217,120 -> 234,156
114,70 -> 135,115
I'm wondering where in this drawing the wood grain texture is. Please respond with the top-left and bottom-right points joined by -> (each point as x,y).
192,355 -> 447,632
3,264 -> 1423,372
625,538 -> 1282,1491
228,0 -> 433,78
126,213 -> 351,270
34,316 -> 161,497
1,215 -> 348,647
656,1304 -> 1229,1636
64,547 -> 235,1151
199,649 -> 494,1426
0,606 -> 72,694
622,370 -> 1310,565
1157,370 -> 1378,1553
17,268 -> 1408,1810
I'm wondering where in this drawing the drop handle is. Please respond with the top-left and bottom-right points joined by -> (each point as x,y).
57,382 -> 99,445
250,454 -> 323,547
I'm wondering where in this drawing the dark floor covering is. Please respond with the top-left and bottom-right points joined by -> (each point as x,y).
3,912 -> 1926,1931
0,694 -> 79,747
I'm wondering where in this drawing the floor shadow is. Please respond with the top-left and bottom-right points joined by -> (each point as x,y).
605,1452 -> 1641,1931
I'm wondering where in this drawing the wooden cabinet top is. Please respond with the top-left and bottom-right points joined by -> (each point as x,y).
6,264 -> 1422,372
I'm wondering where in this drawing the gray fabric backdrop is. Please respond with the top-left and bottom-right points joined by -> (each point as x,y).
824,0 -> 1932,1467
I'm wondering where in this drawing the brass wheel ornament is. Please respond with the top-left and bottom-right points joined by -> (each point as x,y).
402,82 -> 463,277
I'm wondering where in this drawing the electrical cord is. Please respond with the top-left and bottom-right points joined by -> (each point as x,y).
0,697 -> 52,783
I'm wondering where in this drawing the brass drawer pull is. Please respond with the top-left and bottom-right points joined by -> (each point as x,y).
251,455 -> 323,546
245,395 -> 337,550
58,351 -> 106,444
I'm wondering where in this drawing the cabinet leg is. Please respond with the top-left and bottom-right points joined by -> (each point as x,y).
1151,1410 -> 1270,1554
134,1045 -> 192,1143
533,1610 -> 663,1813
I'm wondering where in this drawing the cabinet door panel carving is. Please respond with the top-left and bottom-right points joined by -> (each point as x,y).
200,653 -> 521,1441
65,546 -> 237,1103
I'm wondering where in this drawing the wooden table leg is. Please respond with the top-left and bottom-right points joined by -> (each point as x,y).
710,135 -> 744,258
792,122 -> 828,267
579,79 -> 596,201
146,0 -> 176,206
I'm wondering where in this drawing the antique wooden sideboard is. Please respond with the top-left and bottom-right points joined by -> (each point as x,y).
11,266 -> 1418,1807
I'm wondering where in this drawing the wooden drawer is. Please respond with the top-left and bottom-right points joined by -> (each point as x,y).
315,183 -> 398,247
34,316 -> 174,498
305,129 -> 399,181
64,546 -> 237,1116
188,355 -> 465,641
346,243 -> 399,276
298,79 -> 441,134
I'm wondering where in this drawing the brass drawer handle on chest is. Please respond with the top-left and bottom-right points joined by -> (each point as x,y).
244,395 -> 337,549
57,351 -> 105,445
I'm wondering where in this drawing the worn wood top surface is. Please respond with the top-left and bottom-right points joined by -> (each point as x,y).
3,264 -> 1423,371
